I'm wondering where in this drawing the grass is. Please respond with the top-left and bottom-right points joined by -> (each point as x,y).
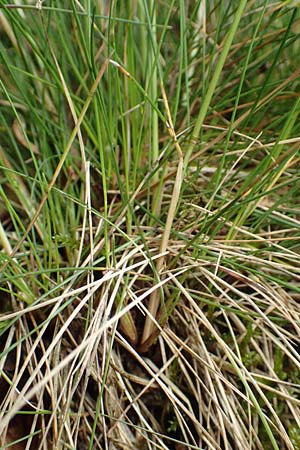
1,1 -> 300,449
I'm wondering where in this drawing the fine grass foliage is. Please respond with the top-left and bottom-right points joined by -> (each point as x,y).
1,1 -> 300,449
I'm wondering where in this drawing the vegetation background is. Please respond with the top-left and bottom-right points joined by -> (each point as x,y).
1,1 -> 300,449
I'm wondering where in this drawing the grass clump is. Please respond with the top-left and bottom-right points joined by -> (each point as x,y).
1,1 -> 300,449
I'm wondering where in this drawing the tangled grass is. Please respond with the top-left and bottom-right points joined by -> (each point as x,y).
1,1 -> 300,449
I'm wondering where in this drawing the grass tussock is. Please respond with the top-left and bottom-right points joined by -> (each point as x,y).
1,1 -> 300,449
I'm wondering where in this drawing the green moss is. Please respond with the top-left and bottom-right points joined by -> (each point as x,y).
289,426 -> 300,449
242,350 -> 262,369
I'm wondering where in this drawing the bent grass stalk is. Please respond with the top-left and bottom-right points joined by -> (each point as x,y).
1,59 -> 109,265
